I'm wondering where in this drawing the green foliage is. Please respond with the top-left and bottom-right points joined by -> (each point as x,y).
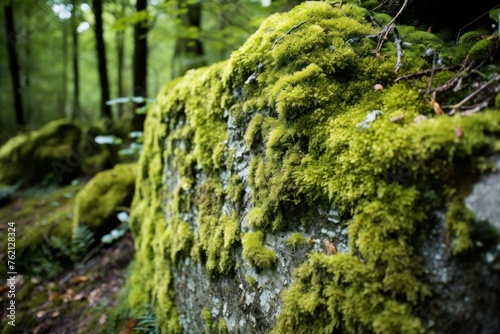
51,225 -> 95,262
134,306 -> 161,334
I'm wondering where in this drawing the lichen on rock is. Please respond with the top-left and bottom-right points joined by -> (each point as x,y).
127,1 -> 500,333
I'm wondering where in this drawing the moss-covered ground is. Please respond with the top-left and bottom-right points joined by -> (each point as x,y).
0,182 -> 138,334
128,1 -> 500,333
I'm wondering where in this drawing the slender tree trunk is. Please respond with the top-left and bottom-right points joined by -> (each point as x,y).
4,4 -> 25,126
62,19 -> 68,118
173,0 -> 205,78
116,29 -> 125,117
93,0 -> 112,120
23,6 -> 32,120
71,0 -> 80,120
132,0 -> 148,131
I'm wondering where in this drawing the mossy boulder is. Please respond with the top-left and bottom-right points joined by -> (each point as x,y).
73,163 -> 137,237
0,120 -> 82,185
0,120 -> 120,186
127,1 -> 500,333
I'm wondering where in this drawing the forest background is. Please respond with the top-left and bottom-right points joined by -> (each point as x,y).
0,0 -> 299,135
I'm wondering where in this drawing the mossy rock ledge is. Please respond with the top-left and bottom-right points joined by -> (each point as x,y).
128,2 -> 500,333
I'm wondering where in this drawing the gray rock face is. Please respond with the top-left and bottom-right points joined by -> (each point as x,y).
465,156 -> 500,234
413,157 -> 500,334
170,106 -> 352,333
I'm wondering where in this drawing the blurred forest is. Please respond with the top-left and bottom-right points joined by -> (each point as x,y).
0,0 -> 297,136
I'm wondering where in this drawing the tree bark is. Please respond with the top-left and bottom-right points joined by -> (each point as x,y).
4,3 -> 25,126
71,0 -> 80,120
132,0 -> 148,131
62,18 -> 68,118
173,0 -> 205,78
93,0 -> 113,120
116,28 -> 125,117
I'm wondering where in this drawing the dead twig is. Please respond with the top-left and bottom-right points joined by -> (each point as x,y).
271,20 -> 307,50
373,0 -> 408,54
426,51 -> 437,93
393,26 -> 404,72
394,65 -> 461,83
450,75 -> 500,113
431,61 -> 476,94
58,242 -> 105,286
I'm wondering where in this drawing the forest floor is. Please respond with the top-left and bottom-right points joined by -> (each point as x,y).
0,183 -> 135,334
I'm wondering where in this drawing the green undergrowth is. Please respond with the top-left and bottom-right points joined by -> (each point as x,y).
128,1 -> 500,333
0,183 -> 84,276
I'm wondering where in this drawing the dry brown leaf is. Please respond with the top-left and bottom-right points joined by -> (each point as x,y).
99,314 -> 107,325
119,319 -> 138,334
49,291 -> 59,303
88,288 -> 100,305
73,292 -> 85,301
70,276 -> 89,284
0,285 -> 9,295
454,127 -> 463,138
430,91 -> 444,115
432,101 -> 444,115
324,239 -> 337,255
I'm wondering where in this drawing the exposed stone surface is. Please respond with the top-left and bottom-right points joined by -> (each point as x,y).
127,1 -> 500,333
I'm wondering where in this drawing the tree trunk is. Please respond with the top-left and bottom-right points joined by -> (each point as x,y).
132,0 -> 148,131
93,0 -> 113,120
62,18 -> 68,118
23,5 -> 32,120
4,3 -> 25,126
173,0 -> 205,78
71,0 -> 80,120
116,29 -> 125,117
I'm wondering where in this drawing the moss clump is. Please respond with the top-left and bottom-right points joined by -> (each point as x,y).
0,120 -> 82,185
127,1 -> 500,332
73,163 -> 136,236
285,232 -> 307,249
245,275 -> 258,287
242,231 -> 277,270
201,307 -> 229,334
468,38 -> 496,61
0,120 -> 119,186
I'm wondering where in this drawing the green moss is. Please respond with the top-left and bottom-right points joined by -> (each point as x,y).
201,308 -> 229,334
0,183 -> 84,275
73,163 -> 136,236
245,275 -> 258,287
468,38 -> 496,61
285,232 -> 307,249
227,174 -> 244,203
127,1 -> 500,332
0,120 -> 82,185
445,201 -> 474,254
242,231 -> 277,270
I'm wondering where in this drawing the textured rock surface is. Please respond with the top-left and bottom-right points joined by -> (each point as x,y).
127,1 -> 500,333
